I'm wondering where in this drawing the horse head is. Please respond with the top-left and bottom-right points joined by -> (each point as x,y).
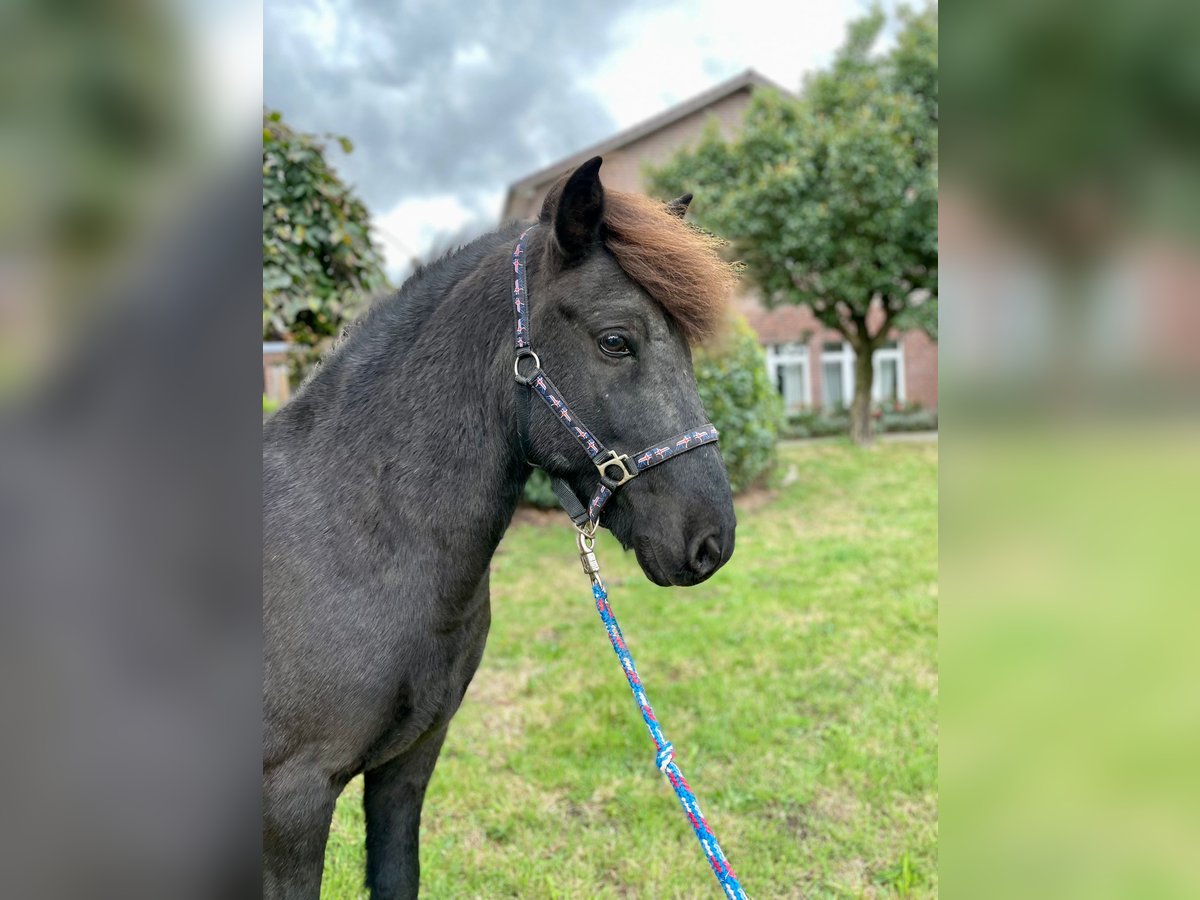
520,158 -> 737,587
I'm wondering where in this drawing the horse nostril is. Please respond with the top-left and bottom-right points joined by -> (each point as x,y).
688,529 -> 724,578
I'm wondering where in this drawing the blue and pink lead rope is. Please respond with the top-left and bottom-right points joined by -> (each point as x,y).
591,578 -> 748,899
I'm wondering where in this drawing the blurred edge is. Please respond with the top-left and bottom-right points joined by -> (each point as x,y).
0,1 -> 263,898
941,0 -> 1200,897
3,0 -> 1200,897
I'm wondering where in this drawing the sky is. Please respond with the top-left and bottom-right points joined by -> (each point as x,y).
264,0 -> 870,280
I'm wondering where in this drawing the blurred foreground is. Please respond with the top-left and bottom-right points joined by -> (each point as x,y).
942,0 -> 1200,895
1,0 -> 1198,895
1,1 -> 262,897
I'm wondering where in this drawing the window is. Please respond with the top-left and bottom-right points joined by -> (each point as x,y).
765,342 -> 811,411
818,340 -> 906,409
872,340 -> 904,406
821,342 -> 853,409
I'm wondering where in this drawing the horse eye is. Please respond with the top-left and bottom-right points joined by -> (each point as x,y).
599,333 -> 630,357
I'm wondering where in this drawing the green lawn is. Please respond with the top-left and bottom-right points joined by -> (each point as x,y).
322,440 -> 938,898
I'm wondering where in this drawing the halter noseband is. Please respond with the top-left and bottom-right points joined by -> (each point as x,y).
511,226 -> 720,529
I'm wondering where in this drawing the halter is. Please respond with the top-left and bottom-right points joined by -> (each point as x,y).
511,226 -> 720,530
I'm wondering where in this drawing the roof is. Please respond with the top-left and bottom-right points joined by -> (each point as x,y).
504,69 -> 793,199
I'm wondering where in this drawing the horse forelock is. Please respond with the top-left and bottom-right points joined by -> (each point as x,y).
601,190 -> 737,344
538,176 -> 738,344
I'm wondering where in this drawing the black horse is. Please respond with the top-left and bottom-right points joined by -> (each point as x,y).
263,157 -> 738,898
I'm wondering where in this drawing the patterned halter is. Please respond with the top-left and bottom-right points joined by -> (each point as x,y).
511,226 -> 720,528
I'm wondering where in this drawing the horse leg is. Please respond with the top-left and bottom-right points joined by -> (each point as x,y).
262,759 -> 341,900
363,727 -> 449,900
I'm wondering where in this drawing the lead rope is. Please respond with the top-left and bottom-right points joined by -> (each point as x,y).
577,528 -> 748,899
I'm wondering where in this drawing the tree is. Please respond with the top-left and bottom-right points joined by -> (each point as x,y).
262,110 -> 387,378
649,6 -> 937,444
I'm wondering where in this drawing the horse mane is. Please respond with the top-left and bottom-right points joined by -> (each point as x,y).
541,177 -> 738,343
603,190 -> 737,343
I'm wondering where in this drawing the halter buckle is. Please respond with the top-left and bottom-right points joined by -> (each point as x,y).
595,450 -> 637,487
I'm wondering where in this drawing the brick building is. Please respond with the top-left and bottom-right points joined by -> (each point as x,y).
501,70 -> 937,412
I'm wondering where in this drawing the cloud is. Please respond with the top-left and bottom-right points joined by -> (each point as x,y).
581,0 -> 861,126
371,188 -> 502,278
264,0 -> 862,273
265,0 -> 663,217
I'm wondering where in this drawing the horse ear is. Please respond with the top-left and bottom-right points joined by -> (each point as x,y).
546,156 -> 605,261
666,192 -> 693,219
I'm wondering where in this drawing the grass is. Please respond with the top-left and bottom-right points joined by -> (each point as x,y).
321,440 -> 938,898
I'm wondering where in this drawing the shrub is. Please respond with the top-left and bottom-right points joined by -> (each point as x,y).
693,315 -> 783,492
781,403 -> 937,439
522,468 -> 560,510
882,406 -> 938,432
783,409 -> 849,439
262,110 -> 388,385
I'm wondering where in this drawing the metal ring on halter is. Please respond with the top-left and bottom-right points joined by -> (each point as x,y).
575,519 -> 597,543
513,349 -> 541,384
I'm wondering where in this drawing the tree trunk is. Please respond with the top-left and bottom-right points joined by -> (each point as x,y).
849,343 -> 875,446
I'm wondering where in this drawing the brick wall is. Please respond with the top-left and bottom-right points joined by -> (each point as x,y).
902,328 -> 938,410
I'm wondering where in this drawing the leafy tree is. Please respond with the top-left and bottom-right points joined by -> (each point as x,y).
650,6 -> 937,444
262,110 -> 387,377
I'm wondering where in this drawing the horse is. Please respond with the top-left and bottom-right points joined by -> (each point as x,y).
263,156 -> 738,899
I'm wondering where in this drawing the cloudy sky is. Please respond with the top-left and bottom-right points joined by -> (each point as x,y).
265,0 -> 871,279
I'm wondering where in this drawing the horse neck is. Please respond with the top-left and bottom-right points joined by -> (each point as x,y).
305,241 -> 530,584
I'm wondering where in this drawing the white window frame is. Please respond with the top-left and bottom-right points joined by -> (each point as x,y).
820,341 -> 855,409
819,340 -> 907,409
871,340 -> 906,406
765,342 -> 812,410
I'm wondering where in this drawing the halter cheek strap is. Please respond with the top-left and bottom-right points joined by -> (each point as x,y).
512,226 -> 719,528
